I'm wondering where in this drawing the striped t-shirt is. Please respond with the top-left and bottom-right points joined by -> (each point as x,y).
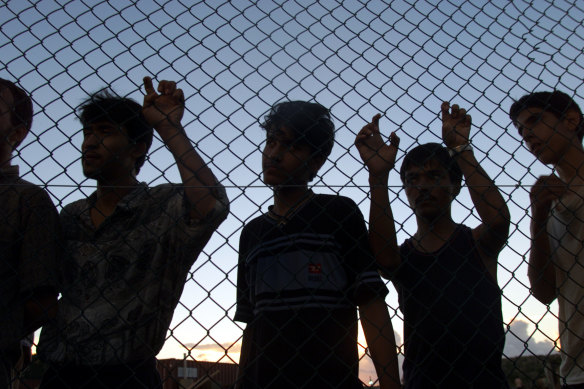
235,193 -> 388,388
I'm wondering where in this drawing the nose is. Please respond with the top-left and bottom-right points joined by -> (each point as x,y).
521,128 -> 536,147
415,175 -> 434,189
264,143 -> 283,161
82,131 -> 99,150
520,124 -> 534,139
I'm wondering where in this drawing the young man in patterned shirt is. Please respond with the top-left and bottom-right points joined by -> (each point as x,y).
38,78 -> 229,388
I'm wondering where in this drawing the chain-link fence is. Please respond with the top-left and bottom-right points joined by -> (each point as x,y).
2,0 -> 584,388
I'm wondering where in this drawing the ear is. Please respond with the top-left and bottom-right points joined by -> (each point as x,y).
451,185 -> 462,199
309,155 -> 326,179
8,125 -> 28,150
448,178 -> 462,200
131,142 -> 148,161
564,109 -> 581,133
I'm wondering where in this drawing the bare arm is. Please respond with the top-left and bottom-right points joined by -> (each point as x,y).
527,175 -> 565,304
235,323 -> 254,388
441,103 -> 510,273
360,298 -> 401,389
355,114 -> 401,273
142,77 -> 225,220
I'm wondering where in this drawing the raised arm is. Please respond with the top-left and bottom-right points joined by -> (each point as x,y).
359,297 -> 401,389
142,76 -> 225,219
527,175 -> 565,304
355,114 -> 401,273
441,102 -> 510,271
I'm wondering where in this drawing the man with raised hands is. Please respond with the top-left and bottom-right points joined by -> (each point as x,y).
38,78 -> 228,389
356,103 -> 510,388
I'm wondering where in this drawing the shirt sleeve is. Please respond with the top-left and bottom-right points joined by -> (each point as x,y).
234,226 -> 254,323
165,183 -> 229,236
337,197 -> 389,305
143,184 -> 229,268
19,186 -> 60,295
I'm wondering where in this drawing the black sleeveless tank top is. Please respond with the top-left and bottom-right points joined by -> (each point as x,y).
395,225 -> 507,388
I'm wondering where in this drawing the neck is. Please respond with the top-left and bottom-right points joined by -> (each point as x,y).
95,176 -> 139,208
0,151 -> 14,170
272,185 -> 311,216
415,215 -> 457,243
555,143 -> 584,182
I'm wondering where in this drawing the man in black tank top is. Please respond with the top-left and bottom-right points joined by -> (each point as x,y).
355,102 -> 511,388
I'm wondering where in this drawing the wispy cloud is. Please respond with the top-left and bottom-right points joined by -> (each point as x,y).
183,342 -> 241,353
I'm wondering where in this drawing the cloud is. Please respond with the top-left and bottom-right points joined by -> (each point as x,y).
183,342 -> 241,353
504,320 -> 558,358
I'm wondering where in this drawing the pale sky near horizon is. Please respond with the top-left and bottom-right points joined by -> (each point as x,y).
2,0 -> 583,383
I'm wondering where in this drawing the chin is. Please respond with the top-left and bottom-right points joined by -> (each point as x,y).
82,163 -> 110,180
262,175 -> 279,187
418,212 -> 439,221
82,167 -> 98,179
262,173 -> 289,187
538,154 -> 562,166
415,208 -> 444,221
83,172 -> 101,181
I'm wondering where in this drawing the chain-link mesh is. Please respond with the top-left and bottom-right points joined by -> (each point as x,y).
1,0 -> 584,388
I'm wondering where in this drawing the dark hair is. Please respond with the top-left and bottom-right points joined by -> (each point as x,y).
261,100 -> 335,159
509,90 -> 584,140
0,78 -> 33,147
400,143 -> 463,190
79,90 -> 153,173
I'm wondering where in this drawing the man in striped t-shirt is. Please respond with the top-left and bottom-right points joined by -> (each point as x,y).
235,101 -> 400,389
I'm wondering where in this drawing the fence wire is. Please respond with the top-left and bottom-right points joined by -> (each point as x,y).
1,0 -> 584,388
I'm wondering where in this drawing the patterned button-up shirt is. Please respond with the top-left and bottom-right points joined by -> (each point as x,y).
38,183 -> 228,365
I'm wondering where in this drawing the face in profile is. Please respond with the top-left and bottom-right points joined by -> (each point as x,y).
262,126 -> 317,187
516,106 -> 579,165
81,121 -> 141,181
403,159 -> 458,221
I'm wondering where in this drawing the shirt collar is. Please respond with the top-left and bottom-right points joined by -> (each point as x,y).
117,182 -> 148,210
0,165 -> 20,178
86,182 -> 148,211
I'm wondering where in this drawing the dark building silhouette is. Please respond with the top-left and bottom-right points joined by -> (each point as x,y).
158,358 -> 238,389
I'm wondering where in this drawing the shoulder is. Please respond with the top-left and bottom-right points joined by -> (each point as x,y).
9,177 -> 42,190
139,183 -> 180,201
238,214 -> 272,256
9,178 -> 54,204
447,224 -> 478,252
120,184 -> 186,211
313,193 -> 356,206
312,194 -> 360,213
457,224 -> 474,239
399,237 -> 412,252
60,197 -> 88,220
241,213 -> 271,235
553,186 -> 584,218
308,195 -> 366,231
